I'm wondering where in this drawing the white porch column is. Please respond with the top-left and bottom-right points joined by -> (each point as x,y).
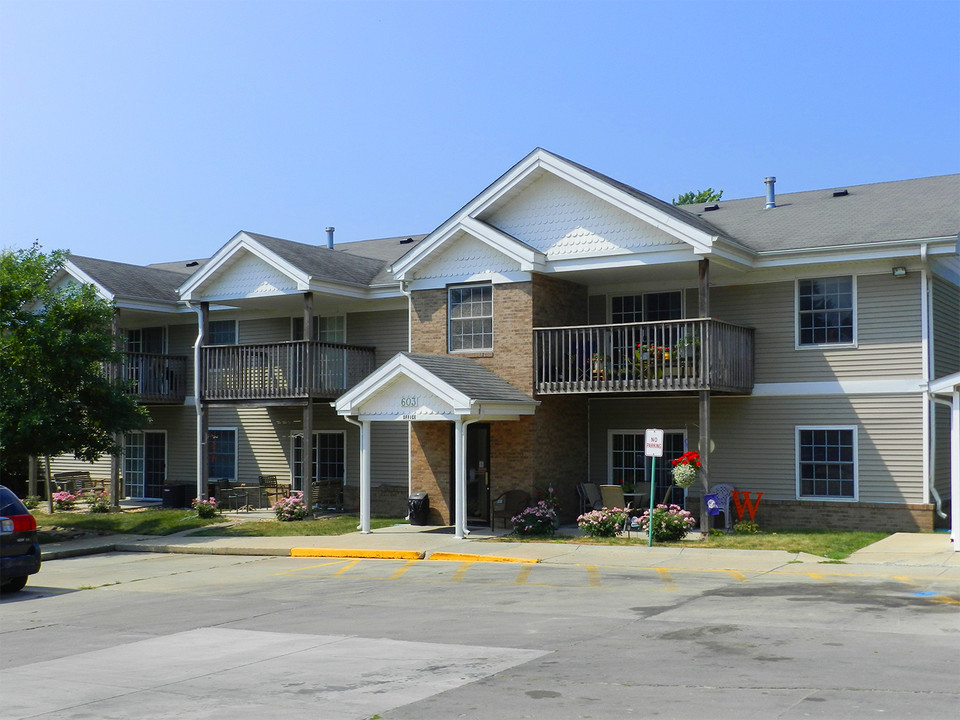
454,419 -> 467,539
359,419 -> 372,534
951,391 -> 959,550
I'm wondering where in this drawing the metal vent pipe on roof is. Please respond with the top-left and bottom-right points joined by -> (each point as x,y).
325,226 -> 335,249
764,177 -> 776,209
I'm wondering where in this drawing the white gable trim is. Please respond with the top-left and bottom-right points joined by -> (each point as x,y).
394,217 -> 545,281
392,148 -> 749,281
335,353 -> 539,422
179,232 -> 309,301
60,262 -> 114,302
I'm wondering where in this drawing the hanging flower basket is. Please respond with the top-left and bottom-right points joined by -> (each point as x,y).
671,451 -> 701,488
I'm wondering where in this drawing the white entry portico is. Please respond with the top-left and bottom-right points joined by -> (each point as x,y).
335,353 -> 539,538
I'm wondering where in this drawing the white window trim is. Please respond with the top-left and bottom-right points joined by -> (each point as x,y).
207,427 -> 238,483
608,290 -> 685,323
606,428 -> 686,484
123,429 -> 168,500
290,430 -> 347,490
126,326 -> 169,354
794,275 -> 858,350
795,425 -> 859,502
448,283 -> 493,353
207,318 -> 239,346
290,315 -> 348,343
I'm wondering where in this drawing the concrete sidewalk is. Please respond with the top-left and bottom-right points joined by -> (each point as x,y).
39,522 -> 960,578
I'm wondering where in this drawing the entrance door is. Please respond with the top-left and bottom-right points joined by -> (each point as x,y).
449,423 -> 491,525
123,431 -> 166,499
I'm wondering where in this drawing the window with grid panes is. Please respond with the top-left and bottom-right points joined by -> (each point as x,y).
207,320 -> 237,345
798,427 -> 856,499
611,291 -> 682,323
797,277 -> 854,346
449,284 -> 492,351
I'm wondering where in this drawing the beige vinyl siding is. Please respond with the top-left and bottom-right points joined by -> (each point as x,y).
711,273 -> 922,383
370,423 -> 408,487
346,309 -> 407,367
168,323 -> 196,388
239,317 -> 292,345
48,455 -> 112,478
932,277 -> 960,376
49,406 -> 196,484
148,406 -> 197,481
589,394 -> 924,504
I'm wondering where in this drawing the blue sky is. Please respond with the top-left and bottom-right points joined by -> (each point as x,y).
2,0 -> 958,266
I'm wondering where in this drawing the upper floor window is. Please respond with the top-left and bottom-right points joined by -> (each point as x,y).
611,291 -> 682,323
291,315 -> 346,343
126,327 -> 166,354
207,320 -> 237,346
449,284 -> 492,352
797,276 -> 855,346
797,426 -> 857,500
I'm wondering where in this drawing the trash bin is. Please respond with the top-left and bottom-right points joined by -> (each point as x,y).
162,484 -> 192,509
408,492 -> 429,526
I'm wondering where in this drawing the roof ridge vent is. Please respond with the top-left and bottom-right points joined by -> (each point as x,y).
704,204 -> 720,212
832,189 -> 849,197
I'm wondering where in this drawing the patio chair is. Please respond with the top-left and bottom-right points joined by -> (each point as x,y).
599,485 -> 634,535
259,475 -> 288,506
709,483 -> 735,530
581,483 -> 603,512
492,490 -> 530,529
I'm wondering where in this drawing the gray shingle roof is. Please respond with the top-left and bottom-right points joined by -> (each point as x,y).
402,353 -> 536,405
69,255 -> 187,303
673,174 -> 960,252
243,232 -> 427,287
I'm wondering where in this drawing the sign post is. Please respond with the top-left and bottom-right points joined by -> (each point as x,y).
644,429 -> 663,547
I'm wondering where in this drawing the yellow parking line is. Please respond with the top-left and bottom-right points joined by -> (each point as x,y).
333,559 -> 361,576
586,565 -> 602,587
451,560 -> 475,582
724,570 -> 748,582
514,564 -> 534,585
271,560 -> 350,575
656,568 -> 677,591
390,559 -> 418,580
290,548 -> 423,560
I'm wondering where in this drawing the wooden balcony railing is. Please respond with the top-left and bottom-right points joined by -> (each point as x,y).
106,352 -> 189,404
534,318 -> 754,395
202,340 -> 376,401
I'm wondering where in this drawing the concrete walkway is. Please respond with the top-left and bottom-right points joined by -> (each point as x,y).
39,519 -> 960,578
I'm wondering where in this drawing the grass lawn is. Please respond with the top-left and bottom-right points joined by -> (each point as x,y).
189,516 -> 406,537
490,529 -> 891,560
35,508 -> 228,542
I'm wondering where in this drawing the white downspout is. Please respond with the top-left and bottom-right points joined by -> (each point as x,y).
920,244 -> 932,505
399,279 -> 414,502
185,301 -> 205,502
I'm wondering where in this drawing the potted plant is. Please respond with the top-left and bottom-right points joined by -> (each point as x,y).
671,450 -> 701,489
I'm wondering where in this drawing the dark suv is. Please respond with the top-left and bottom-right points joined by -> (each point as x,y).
1,485 -> 41,593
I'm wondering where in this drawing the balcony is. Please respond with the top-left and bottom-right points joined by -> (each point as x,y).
534,318 -> 754,395
202,341 -> 376,402
107,353 -> 189,404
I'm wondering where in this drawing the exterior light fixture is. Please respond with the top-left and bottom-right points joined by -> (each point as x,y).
892,267 -> 907,278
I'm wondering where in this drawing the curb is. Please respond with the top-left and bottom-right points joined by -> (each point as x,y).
290,548 -> 424,560
428,552 -> 538,564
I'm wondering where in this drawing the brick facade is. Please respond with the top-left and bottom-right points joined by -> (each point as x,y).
407,275 -> 589,524
688,496 -> 936,532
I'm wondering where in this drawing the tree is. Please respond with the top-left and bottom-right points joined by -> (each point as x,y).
673,188 -> 723,206
0,244 -> 148,502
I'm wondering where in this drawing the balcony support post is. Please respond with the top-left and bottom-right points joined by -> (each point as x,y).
698,258 -> 710,317
301,292 -> 315,512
